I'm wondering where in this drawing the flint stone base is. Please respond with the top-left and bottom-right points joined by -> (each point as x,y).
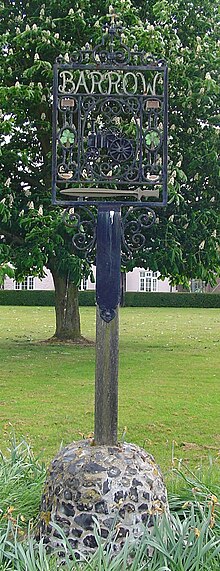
38,440 -> 168,557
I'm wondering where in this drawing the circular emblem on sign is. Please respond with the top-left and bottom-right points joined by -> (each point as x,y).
109,137 -> 133,162
86,148 -> 99,161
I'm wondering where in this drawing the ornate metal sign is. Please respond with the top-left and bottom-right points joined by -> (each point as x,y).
52,20 -> 169,449
52,22 -> 168,207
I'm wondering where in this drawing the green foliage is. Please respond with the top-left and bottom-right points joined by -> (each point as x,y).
124,292 -> 220,308
0,436 -> 46,533
0,0 -> 219,291
0,0 -> 94,290
0,290 -> 55,306
49,511 -> 220,570
167,459 -> 220,533
0,263 -> 14,285
0,515 -> 218,571
79,290 -> 96,306
0,289 -> 96,306
0,290 -> 219,307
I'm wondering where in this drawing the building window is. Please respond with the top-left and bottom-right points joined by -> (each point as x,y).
14,276 -> 35,290
191,279 -> 205,293
139,270 -> 158,292
79,276 -> 87,291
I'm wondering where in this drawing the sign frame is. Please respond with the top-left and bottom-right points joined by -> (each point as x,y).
52,24 -> 168,208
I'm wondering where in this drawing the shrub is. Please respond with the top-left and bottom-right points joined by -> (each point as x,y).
0,290 -> 55,306
0,290 -> 95,307
124,292 -> 220,308
0,290 -> 219,308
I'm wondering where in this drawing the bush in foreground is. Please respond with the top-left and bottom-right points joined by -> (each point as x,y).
0,438 -> 219,570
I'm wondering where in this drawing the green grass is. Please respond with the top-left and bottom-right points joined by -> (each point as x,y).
0,306 -> 219,473
0,436 -> 46,532
1,513 -> 219,571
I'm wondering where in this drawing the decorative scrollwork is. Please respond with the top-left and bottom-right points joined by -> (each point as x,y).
110,46 -> 130,66
62,205 -> 156,263
57,161 -> 77,180
121,207 -> 157,260
62,206 -> 97,261
56,50 -> 167,68
53,16 -> 168,206
101,99 -> 122,117
81,97 -> 96,113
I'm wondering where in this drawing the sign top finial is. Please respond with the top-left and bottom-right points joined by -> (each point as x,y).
102,13 -> 123,44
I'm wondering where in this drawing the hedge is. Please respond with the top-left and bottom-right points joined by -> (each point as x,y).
0,290 -> 95,306
0,290 -> 220,308
124,292 -> 220,308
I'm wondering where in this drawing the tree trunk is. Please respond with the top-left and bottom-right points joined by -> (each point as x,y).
50,267 -> 81,341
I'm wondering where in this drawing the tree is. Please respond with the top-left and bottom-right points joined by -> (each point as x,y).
0,0 -> 100,341
0,0 -> 219,341
127,0 -> 220,286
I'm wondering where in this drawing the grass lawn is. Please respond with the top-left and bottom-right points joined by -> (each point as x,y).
0,305 -> 219,474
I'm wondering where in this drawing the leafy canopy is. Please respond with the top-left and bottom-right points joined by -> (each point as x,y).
0,0 -> 219,286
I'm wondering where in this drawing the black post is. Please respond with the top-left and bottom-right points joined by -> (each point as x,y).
95,205 -> 121,445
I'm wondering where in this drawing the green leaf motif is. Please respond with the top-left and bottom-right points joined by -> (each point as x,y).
145,130 -> 160,148
60,129 -> 75,146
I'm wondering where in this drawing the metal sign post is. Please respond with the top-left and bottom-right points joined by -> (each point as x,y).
52,20 -> 168,446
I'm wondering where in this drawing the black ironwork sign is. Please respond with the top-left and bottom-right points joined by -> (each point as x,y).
52,22 -> 168,208
52,20 -> 169,445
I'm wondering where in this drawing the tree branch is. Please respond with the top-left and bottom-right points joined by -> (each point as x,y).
17,172 -> 45,192
0,228 -> 24,245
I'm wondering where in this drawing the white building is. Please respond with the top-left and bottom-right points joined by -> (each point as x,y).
3,267 -> 174,293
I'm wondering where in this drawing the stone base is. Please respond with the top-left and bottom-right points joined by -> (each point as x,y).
38,440 -> 168,557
